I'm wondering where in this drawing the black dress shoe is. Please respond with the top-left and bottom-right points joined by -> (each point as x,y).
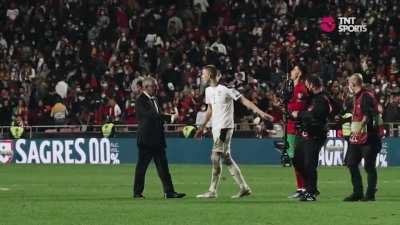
165,192 -> 186,199
343,193 -> 363,202
362,189 -> 377,201
133,194 -> 145,199
361,195 -> 375,201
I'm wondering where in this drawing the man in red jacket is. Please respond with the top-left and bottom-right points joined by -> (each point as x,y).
287,64 -> 308,198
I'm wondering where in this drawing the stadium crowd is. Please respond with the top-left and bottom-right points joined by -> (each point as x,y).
0,0 -> 399,128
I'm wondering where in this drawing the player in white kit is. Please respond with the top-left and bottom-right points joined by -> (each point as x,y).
195,65 -> 273,198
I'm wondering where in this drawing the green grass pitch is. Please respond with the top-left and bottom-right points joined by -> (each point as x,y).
0,164 -> 399,225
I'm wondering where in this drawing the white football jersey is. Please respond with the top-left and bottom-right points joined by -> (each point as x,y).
205,84 -> 241,131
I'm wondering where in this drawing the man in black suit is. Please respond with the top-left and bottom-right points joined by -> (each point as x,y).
133,77 -> 185,199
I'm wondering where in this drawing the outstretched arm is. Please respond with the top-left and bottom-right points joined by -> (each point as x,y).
239,96 -> 274,121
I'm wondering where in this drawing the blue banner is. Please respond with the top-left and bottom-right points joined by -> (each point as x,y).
0,137 -> 399,166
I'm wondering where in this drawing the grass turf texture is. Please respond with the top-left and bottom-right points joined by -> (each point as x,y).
0,165 -> 399,225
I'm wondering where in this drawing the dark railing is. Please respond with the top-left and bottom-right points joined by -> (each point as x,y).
1,123 -> 399,139
0,123 -> 282,139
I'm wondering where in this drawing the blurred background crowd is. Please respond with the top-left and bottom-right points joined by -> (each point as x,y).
0,0 -> 399,128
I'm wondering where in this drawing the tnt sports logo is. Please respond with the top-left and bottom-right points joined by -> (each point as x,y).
0,141 -> 13,164
320,16 -> 367,33
320,17 -> 336,32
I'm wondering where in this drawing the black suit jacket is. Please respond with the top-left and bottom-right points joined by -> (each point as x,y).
136,93 -> 171,149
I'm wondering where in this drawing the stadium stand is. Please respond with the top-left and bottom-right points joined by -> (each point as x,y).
0,0 -> 399,128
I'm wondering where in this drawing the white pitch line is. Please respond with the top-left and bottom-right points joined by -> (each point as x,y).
0,187 -> 10,191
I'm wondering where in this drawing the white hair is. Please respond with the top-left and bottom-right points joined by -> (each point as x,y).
142,77 -> 156,88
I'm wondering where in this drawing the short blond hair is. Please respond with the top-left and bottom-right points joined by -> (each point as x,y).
204,65 -> 218,80
349,73 -> 363,87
